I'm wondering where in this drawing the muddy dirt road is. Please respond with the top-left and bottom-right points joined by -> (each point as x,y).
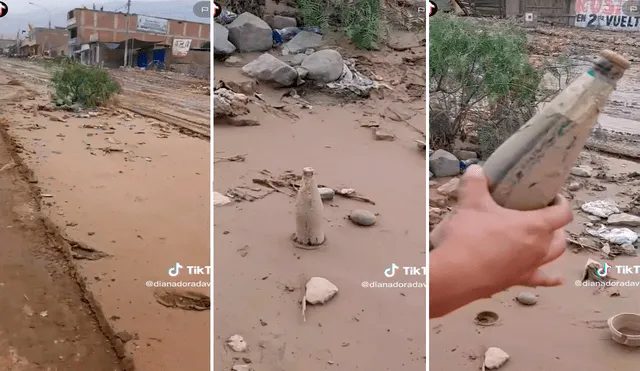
430,22 -> 640,371
0,59 -> 210,370
213,45 -> 427,370
0,88 -> 120,368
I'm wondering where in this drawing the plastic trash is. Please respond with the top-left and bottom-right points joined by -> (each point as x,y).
326,59 -> 389,97
581,200 -> 620,218
217,8 -> 238,25
274,27 -> 323,43
586,225 -> 638,245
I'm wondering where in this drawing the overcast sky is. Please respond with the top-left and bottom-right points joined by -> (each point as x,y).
1,0 -> 206,37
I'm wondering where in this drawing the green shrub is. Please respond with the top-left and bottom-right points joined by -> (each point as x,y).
429,15 -> 542,154
50,63 -> 120,107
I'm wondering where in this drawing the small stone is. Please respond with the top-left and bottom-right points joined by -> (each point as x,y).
213,192 -> 232,207
570,165 -> 593,177
116,331 -> 134,343
568,182 -> 581,191
305,277 -> 338,305
437,178 -> 459,198
227,334 -> 248,352
516,292 -> 538,305
484,347 -> 509,369
318,187 -> 334,201
349,209 -> 377,226
429,171 -> 434,179
607,213 -> 640,227
224,56 -> 243,67
373,128 -> 395,141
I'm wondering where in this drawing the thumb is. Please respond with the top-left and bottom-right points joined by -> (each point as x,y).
521,269 -> 564,287
457,165 -> 494,209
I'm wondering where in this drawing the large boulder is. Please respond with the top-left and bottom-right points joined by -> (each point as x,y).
242,53 -> 298,87
429,149 -> 460,177
283,31 -> 323,55
300,49 -> 344,83
226,12 -> 273,53
214,22 -> 236,55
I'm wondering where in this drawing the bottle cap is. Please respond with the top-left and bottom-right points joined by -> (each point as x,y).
599,50 -> 631,70
302,167 -> 315,176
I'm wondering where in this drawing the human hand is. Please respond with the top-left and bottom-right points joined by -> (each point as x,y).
431,165 -> 573,295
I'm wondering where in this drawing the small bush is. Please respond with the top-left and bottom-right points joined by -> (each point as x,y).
51,63 -> 120,107
429,15 -> 542,154
297,0 -> 327,28
297,0 -> 382,50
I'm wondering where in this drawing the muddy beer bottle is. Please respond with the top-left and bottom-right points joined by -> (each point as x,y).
293,167 -> 325,249
481,49 -> 630,211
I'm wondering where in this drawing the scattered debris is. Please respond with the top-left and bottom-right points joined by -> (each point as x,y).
213,192 -> 233,207
153,289 -> 210,311
68,240 -> 110,260
214,154 -> 247,163
581,200 -> 620,218
586,225 -> 638,245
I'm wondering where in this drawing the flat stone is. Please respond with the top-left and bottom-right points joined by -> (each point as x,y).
608,213 -> 640,227
484,347 -> 509,369
283,31 -> 324,54
437,178 -> 459,198
224,56 -> 243,67
571,165 -> 593,177
373,128 -> 395,141
349,209 -> 377,226
267,15 -> 297,29
318,187 -> 335,201
305,277 -> 338,304
227,334 -> 248,352
213,191 -> 232,207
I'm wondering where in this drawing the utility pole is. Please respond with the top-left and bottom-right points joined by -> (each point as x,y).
123,0 -> 132,67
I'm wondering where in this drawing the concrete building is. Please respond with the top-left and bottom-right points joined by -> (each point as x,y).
20,27 -> 69,57
65,8 -> 210,68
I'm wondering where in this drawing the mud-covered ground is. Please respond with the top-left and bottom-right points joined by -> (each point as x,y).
430,21 -> 640,370
213,37 -> 427,370
0,58 -> 210,370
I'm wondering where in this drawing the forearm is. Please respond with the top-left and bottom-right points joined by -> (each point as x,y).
429,245 -> 492,318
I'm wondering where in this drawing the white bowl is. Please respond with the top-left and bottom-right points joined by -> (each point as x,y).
608,313 -> 640,347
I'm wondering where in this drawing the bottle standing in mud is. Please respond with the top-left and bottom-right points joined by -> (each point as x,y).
430,50 -> 629,248
481,49 -> 629,211
294,167 -> 325,248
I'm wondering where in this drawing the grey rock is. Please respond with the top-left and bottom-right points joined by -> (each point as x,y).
283,31 -> 324,55
429,171 -> 433,179
300,49 -> 344,83
318,187 -> 335,201
568,182 -> 581,191
570,165 -> 593,177
241,53 -> 298,86
453,149 -> 477,160
516,292 -> 538,305
607,213 -> 640,227
226,13 -> 273,53
288,54 -> 307,66
296,66 -> 308,79
268,15 -> 297,29
349,210 -> 377,226
213,22 -> 236,55
429,149 -> 460,177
